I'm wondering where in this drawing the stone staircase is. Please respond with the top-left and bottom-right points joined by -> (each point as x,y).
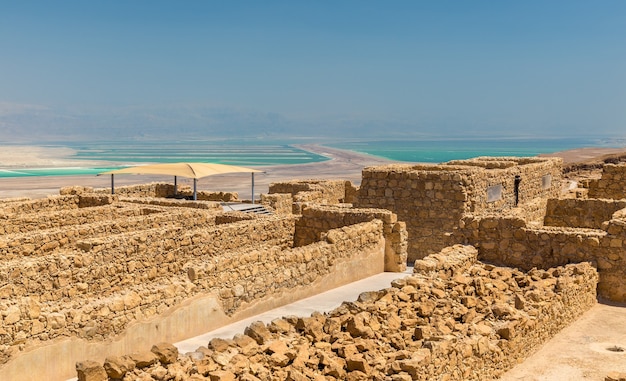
221,202 -> 273,215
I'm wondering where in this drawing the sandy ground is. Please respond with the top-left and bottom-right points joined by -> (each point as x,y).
500,301 -> 626,380
4,143 -> 626,380
538,146 -> 626,164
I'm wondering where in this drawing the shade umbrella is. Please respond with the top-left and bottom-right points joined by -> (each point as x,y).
99,162 -> 264,202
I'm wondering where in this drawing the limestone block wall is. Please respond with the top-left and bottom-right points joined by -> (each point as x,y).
357,157 -> 562,261
293,205 -> 407,271
447,157 -> 563,218
357,164 -> 470,261
261,193 -> 293,214
0,203 -> 162,234
0,195 -> 80,214
80,244 -> 598,381
459,214 -> 626,301
0,195 -> 392,380
588,164 -> 626,199
63,183 -> 177,198
0,209 -> 218,260
76,182 -> 240,202
544,198 -> 626,229
269,180 -> 356,214
119,196 -> 222,210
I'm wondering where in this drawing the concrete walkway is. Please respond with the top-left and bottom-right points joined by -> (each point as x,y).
174,268 -> 413,354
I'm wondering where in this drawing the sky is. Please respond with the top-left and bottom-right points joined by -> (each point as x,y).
1,1 -> 625,141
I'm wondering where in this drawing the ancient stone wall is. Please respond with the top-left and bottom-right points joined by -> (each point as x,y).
357,164 -> 470,261
261,193 -> 293,214
0,196 -> 389,380
269,179 -> 355,213
294,205 -> 407,272
118,196 -> 222,210
62,183 -> 176,198
459,213 -> 626,302
357,157 -> 562,261
0,208 -> 218,258
0,203 -> 159,234
0,195 -> 80,214
588,163 -> 626,199
77,244 -> 598,381
68,182 -> 240,202
544,198 -> 626,229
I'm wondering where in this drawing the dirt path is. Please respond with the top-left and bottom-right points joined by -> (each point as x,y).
500,302 -> 626,380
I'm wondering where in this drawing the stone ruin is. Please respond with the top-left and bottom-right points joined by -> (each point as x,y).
0,157 -> 625,380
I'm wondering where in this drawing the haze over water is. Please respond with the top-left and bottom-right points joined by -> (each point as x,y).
1,136 -> 620,178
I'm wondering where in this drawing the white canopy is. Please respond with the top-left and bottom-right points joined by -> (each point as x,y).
99,162 -> 264,201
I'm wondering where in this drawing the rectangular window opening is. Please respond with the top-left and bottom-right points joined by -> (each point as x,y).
487,184 -> 503,203
542,174 -> 552,189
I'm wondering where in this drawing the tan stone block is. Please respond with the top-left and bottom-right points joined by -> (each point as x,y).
129,351 -> 159,368
345,354 -> 370,374
76,360 -> 107,381
244,321 -> 272,345
124,291 -> 142,310
109,298 -> 125,312
103,355 -> 135,379
151,342 -> 179,364
209,370 -> 236,381
31,319 -> 45,335
4,305 -> 21,324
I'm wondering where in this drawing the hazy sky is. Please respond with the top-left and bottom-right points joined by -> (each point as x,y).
1,1 -> 625,139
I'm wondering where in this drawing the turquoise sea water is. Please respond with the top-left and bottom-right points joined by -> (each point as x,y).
327,137 -> 621,163
0,137 -> 622,178
0,140 -> 330,178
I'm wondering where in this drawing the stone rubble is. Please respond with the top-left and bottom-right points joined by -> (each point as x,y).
82,245 -> 598,380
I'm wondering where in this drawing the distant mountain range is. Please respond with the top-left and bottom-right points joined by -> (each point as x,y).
0,102 -> 433,143
1,102 -> 621,144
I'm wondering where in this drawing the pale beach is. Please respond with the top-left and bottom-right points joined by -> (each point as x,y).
1,143 -> 625,200
0,144 -> 394,200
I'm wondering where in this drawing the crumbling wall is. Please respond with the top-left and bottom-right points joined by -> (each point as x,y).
0,203 -> 164,234
81,182 -> 240,201
118,196 -> 222,209
448,157 -> 562,219
588,163 -> 626,199
357,157 -> 562,262
0,195 -> 80,214
261,193 -> 293,214
294,205 -> 407,272
76,244 -> 598,381
544,198 -> 626,229
0,209 -> 218,259
0,198 -> 390,380
357,164 -> 470,261
459,213 -> 626,302
269,179 -> 355,213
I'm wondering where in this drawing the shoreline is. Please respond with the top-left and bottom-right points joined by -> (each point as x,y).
0,144 -> 393,200
1,143 -> 625,200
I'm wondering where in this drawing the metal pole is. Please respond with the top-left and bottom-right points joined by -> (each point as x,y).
514,175 -> 521,206
174,176 -> 178,196
193,178 -> 197,200
251,173 -> 255,204
111,174 -> 115,195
